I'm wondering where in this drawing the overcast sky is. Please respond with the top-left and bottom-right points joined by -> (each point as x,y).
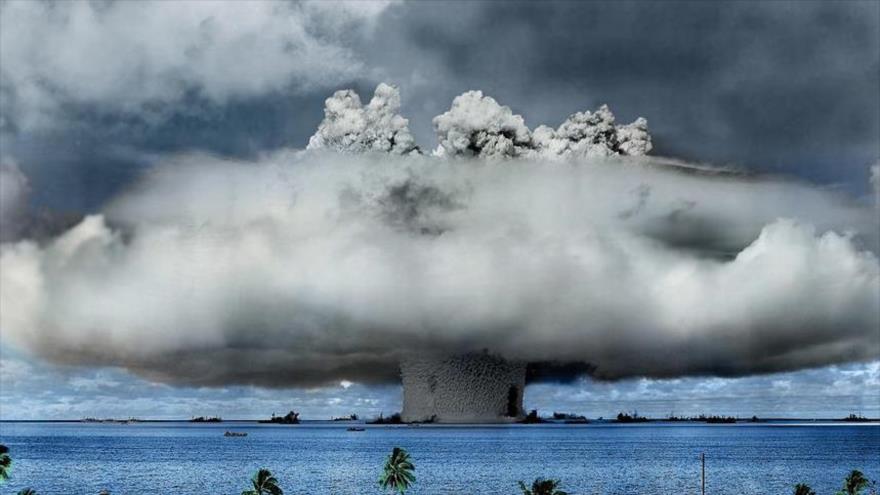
0,0 -> 878,420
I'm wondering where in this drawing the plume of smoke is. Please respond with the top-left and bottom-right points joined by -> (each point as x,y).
532,105 -> 652,158
432,91 -> 533,158
307,83 -> 420,155
433,91 -> 651,159
1,152 -> 877,387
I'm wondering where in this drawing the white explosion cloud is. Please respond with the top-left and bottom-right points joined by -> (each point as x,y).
432,90 -> 652,159
0,0 -> 395,130
531,106 -> 652,158
432,91 -> 534,158
1,149 -> 877,387
307,83 -> 419,155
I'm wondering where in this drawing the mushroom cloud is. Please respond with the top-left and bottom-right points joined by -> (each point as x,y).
1,84 -> 877,389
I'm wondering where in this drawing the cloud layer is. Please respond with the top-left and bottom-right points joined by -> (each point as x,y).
1,152 -> 877,387
0,0 -> 394,131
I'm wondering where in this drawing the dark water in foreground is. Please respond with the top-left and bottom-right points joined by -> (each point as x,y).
0,422 -> 877,495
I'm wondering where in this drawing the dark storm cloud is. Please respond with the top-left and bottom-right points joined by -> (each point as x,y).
1,91 -> 335,211
367,1 -> 879,188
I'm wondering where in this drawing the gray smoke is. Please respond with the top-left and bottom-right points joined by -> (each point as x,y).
307,85 -> 651,161
432,90 -> 651,159
1,150 -> 876,387
307,83 -> 420,155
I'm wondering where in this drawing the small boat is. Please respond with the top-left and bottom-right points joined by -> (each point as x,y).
346,427 -> 366,432
224,431 -> 248,437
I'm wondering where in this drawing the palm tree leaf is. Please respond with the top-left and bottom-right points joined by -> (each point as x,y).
243,468 -> 283,495
842,470 -> 869,495
380,447 -> 415,493
0,444 -> 12,482
794,483 -> 817,495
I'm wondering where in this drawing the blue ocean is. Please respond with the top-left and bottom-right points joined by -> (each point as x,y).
1,422 -> 877,494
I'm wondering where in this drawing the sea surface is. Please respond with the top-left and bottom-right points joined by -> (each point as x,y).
0,421 -> 877,495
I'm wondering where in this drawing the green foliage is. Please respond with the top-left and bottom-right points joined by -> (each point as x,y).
518,478 -> 568,495
379,447 -> 416,494
836,470 -> 870,495
17,489 -> 37,495
794,483 -> 816,495
241,468 -> 283,495
0,444 -> 10,483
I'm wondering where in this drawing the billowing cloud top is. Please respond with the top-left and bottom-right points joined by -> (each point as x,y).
306,85 -> 653,161
432,91 -> 652,159
532,106 -> 652,158
307,83 -> 419,155
432,91 -> 534,158
0,85 -> 877,388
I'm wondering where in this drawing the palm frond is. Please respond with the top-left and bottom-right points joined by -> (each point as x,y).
0,447 -> 11,482
841,470 -> 869,495
243,468 -> 282,495
0,452 -> 12,481
379,447 -> 416,493
518,477 -> 567,495
794,483 -> 816,495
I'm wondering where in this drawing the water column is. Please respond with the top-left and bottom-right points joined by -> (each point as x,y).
400,353 -> 527,423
